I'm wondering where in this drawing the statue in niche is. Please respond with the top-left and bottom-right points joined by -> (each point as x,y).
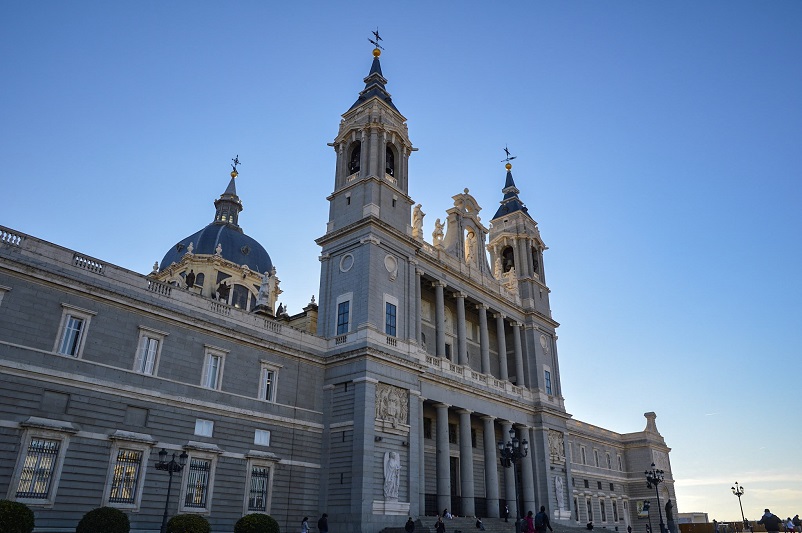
556,476 -> 565,510
384,451 -> 401,501
375,384 -> 409,428
465,229 -> 477,263
412,204 -> 425,239
432,219 -> 444,248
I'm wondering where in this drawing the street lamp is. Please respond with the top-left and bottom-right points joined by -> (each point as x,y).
645,464 -> 666,533
731,482 -> 746,530
155,448 -> 188,533
498,427 -> 529,532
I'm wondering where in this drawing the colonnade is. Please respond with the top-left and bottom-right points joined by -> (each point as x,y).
415,270 -> 528,388
416,398 -> 540,519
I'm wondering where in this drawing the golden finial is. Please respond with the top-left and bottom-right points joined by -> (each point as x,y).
231,155 -> 240,178
369,28 -> 384,57
501,146 -> 517,170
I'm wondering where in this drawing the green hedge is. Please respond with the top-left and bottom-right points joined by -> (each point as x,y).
76,506 -> 130,533
166,514 -> 211,533
0,500 -> 35,533
235,514 -> 281,533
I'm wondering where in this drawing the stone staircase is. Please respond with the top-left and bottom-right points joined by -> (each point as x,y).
382,516 -> 596,533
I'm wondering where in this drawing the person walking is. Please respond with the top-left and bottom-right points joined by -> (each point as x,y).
476,517 -> 486,531
318,513 -> 329,533
535,506 -> 554,533
301,516 -> 310,533
505,504 -> 510,523
435,515 -> 446,533
792,515 -> 800,533
758,509 -> 782,533
405,517 -> 415,533
526,511 -> 536,533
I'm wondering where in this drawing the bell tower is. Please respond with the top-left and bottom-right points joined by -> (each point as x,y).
316,37 -> 418,343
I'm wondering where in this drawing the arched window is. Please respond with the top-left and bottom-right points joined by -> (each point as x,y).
195,273 -> 205,287
385,145 -> 395,176
532,246 -> 540,274
502,246 -> 515,272
348,141 -> 361,174
231,284 -> 251,310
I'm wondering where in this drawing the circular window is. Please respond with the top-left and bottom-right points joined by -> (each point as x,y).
340,253 -> 355,272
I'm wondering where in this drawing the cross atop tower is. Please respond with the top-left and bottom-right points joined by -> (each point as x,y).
368,28 -> 384,52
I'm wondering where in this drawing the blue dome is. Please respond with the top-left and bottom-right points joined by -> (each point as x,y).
160,222 -> 273,274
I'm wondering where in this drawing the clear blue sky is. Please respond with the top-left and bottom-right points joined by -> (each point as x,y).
2,1 -> 800,522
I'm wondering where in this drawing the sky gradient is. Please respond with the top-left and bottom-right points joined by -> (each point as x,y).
2,1 -> 801,522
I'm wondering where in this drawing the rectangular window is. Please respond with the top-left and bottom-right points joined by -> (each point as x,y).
201,346 -> 227,390
183,458 -> 211,509
108,449 -> 143,504
594,449 -> 599,467
544,370 -> 552,395
444,343 -> 452,360
54,304 -> 96,358
584,479 -> 589,488
194,419 -> 213,437
581,446 -> 587,465
600,499 -> 607,522
613,501 -> 619,522
423,417 -> 432,439
618,455 -> 623,471
261,369 -> 276,401
133,327 -> 167,375
58,315 -> 85,356
586,498 -> 593,521
16,438 -> 60,500
203,354 -> 222,389
471,428 -> 477,448
385,302 -> 397,337
247,465 -> 271,512
609,482 -> 614,491
336,301 -> 350,335
606,453 -> 612,469
448,423 -> 457,444
597,481 -> 603,490
254,430 -> 271,446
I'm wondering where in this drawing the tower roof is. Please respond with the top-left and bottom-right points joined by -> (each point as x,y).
492,168 -> 532,220
348,52 -> 399,113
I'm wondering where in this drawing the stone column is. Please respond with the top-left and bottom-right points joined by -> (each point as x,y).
435,403 -> 451,514
495,313 -> 509,381
512,322 -> 526,388
517,236 -> 530,277
457,409 -> 475,516
455,292 -> 468,366
501,421 -> 517,519
518,425 -> 536,516
369,128 -> 379,177
352,377 -> 379,517
416,394 -> 427,515
415,268 -> 423,346
482,416 -> 500,518
435,282 -> 446,358
477,304 -> 491,374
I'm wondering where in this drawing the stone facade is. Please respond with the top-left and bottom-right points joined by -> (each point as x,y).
0,49 -> 675,533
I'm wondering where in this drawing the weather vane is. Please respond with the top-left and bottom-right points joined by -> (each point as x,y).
231,155 -> 241,172
501,146 -> 517,163
368,27 -> 384,51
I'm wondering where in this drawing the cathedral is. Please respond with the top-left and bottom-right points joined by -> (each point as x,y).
0,44 -> 676,533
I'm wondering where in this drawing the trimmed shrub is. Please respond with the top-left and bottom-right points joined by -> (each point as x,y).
76,506 -> 130,533
166,514 -> 211,533
235,514 -> 281,533
0,500 -> 35,533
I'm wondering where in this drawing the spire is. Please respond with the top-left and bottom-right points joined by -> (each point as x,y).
213,155 -> 244,231
349,29 -> 398,112
493,148 -> 531,220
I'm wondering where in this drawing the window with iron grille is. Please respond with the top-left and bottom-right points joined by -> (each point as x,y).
247,465 -> 271,512
16,438 -> 60,499
108,449 -> 143,504
184,458 -> 211,508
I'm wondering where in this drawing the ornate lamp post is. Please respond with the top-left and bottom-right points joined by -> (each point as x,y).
498,427 -> 529,532
645,463 -> 666,533
155,448 -> 188,533
732,482 -> 746,530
